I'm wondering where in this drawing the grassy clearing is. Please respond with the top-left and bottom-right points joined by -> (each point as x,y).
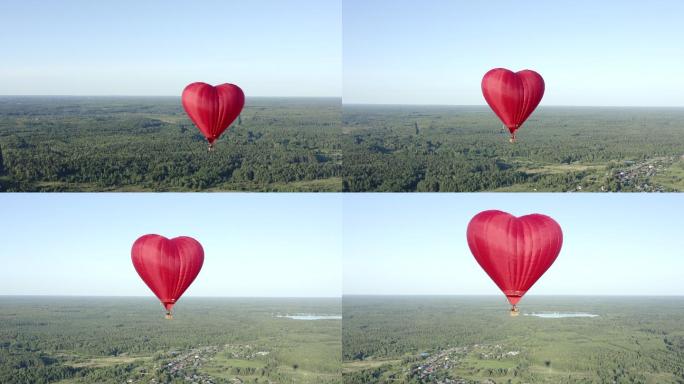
68,355 -> 151,368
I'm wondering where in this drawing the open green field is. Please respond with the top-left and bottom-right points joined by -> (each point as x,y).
0,96 -> 342,191
0,297 -> 341,384
342,296 -> 684,383
342,106 -> 684,192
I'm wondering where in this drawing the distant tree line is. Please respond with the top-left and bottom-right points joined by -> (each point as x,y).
0,97 -> 342,192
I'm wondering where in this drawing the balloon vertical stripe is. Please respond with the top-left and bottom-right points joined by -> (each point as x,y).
131,234 -> 204,315
467,210 -> 562,307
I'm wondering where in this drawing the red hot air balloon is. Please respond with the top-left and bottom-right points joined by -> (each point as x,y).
481,68 -> 544,142
466,210 -> 562,315
131,234 -> 204,319
181,82 -> 245,150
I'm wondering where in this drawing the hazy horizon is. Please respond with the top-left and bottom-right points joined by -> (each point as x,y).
342,102 -> 684,108
2,96 -> 683,108
0,94 -> 342,99
6,95 -> 684,108
342,293 -> 684,297
0,294 -> 342,298
4,293 -> 683,297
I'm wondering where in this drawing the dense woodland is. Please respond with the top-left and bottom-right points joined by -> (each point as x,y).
0,97 -> 342,191
3,99 -> 684,192
343,296 -> 684,383
0,297 -> 341,384
342,106 -> 684,192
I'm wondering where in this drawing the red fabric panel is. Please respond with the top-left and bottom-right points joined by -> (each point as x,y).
131,234 -> 204,312
467,210 -> 562,306
182,82 -> 245,144
481,68 -> 545,136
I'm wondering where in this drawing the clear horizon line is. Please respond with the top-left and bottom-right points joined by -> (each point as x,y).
0,94 -> 342,99
342,293 -> 684,297
0,96 -> 679,108
0,294 -> 341,299
342,102 -> 684,108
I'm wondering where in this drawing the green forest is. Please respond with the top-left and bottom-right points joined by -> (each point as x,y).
342,296 -> 684,383
3,99 -> 684,192
0,97 -> 342,191
0,297 -> 341,384
342,106 -> 684,192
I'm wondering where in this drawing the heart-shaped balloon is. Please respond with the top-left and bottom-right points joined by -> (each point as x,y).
181,82 -> 245,148
466,210 -> 562,307
131,234 -> 204,316
481,68 -> 544,140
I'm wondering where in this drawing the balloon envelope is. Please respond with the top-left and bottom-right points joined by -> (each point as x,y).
131,234 -> 204,312
466,210 -> 562,306
481,68 -> 544,138
181,82 -> 245,145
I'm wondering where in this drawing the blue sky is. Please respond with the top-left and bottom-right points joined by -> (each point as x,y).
343,194 -> 684,296
0,0 -> 341,96
344,0 -> 684,106
0,193 -> 342,297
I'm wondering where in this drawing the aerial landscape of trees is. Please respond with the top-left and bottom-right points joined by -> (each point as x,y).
0,297 -> 341,384
342,296 -> 684,383
0,97 -> 342,192
342,106 -> 684,192
2,98 -> 684,192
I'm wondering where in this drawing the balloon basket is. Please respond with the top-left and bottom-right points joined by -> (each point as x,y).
207,143 -> 214,152
165,312 -> 173,320
509,307 -> 520,317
